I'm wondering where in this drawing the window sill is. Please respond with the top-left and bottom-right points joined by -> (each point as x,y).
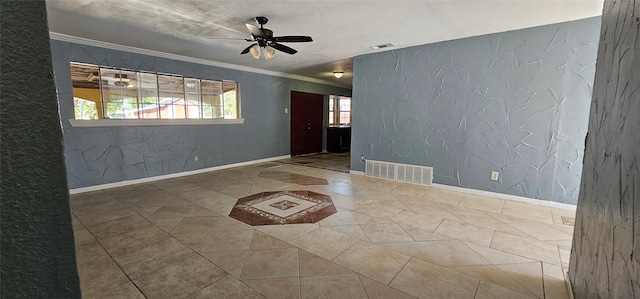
69,118 -> 245,127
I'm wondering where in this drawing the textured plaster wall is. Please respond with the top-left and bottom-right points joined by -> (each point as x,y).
351,17 -> 601,204
0,1 -> 81,297
569,0 -> 639,297
50,41 -> 351,188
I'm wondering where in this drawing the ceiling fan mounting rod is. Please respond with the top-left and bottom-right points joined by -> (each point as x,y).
255,16 -> 269,28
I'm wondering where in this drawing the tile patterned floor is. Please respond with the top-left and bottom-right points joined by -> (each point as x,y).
71,162 -> 575,298
277,153 -> 350,173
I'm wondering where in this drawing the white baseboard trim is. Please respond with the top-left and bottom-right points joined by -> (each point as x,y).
349,170 -> 365,176
69,155 -> 291,194
431,183 -> 576,210
565,271 -> 574,299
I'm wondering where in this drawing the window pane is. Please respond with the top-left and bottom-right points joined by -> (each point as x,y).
158,75 -> 184,119
203,80 -> 223,119
339,98 -> 351,111
70,63 -> 102,119
138,72 -> 158,119
339,112 -> 351,124
223,81 -> 238,119
328,111 -> 334,125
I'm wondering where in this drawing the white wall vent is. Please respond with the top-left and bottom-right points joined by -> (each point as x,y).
365,160 -> 433,186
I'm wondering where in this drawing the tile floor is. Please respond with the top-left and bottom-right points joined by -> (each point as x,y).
71,161 -> 575,298
277,152 -> 350,173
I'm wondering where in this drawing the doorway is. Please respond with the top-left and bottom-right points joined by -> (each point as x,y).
290,91 -> 324,156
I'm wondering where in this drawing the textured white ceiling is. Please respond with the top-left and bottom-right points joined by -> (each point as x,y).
45,0 -> 603,87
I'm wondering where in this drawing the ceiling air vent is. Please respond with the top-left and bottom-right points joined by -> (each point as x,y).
370,43 -> 395,50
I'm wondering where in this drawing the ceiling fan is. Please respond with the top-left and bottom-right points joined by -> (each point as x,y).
214,17 -> 313,60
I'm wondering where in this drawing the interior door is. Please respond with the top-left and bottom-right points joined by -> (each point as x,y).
290,91 -> 324,156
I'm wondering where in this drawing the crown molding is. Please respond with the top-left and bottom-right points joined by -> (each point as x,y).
49,32 -> 351,89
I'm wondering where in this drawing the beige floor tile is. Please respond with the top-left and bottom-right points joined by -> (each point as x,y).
73,225 -> 96,246
290,227 -> 358,260
389,210 -> 445,232
99,223 -> 171,256
475,280 -> 536,299
130,196 -> 174,207
186,275 -> 263,298
171,231 -> 210,250
318,210 -> 359,226
130,205 -> 162,218
334,241 -> 411,284
240,248 -> 299,280
421,188 -> 466,206
170,216 -> 217,234
496,262 -> 544,299
390,183 -> 430,197
464,242 -> 537,265
542,263 -> 566,280
100,281 -> 145,298
200,229 -> 255,252
450,265 -> 537,297
113,238 -> 193,279
244,277 -> 300,299
328,194 -> 366,210
75,205 -> 138,226
501,201 -> 554,224
378,198 -> 412,210
352,203 -> 403,220
351,212 -> 392,224
510,222 -> 573,241
433,219 -> 495,247
376,242 -> 437,265
134,253 -> 226,298
390,258 -> 480,298
250,231 -> 294,250
490,231 -> 561,265
326,225 -> 370,241
360,223 -> 414,243
400,224 -> 452,241
418,240 -> 490,266
448,209 -> 504,225
147,204 -> 216,218
359,275 -> 416,299
300,274 -> 367,299
75,241 -> 112,269
298,249 -> 353,276
148,217 -> 183,232
77,259 -> 130,298
257,223 -> 319,242
86,214 -> 149,240
457,195 -> 505,214
544,276 -> 570,299
200,250 -> 248,278
474,221 -> 533,238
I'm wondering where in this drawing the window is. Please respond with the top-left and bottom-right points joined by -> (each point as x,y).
328,96 -> 351,125
70,63 -> 239,121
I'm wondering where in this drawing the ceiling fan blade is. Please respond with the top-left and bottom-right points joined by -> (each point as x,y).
274,36 -> 313,43
271,43 -> 297,55
241,43 -> 257,54
245,23 -> 264,37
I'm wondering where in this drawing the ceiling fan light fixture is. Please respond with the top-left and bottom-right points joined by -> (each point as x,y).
249,44 -> 261,59
333,71 -> 344,78
264,45 -> 276,60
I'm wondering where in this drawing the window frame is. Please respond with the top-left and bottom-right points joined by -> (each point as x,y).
68,62 -> 243,127
328,95 -> 351,126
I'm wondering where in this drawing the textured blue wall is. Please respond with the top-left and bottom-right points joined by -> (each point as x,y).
351,17 -> 600,204
51,41 -> 351,188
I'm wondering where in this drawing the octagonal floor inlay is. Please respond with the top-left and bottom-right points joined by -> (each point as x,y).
229,190 -> 337,226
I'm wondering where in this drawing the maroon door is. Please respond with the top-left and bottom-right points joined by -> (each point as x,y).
290,91 -> 324,156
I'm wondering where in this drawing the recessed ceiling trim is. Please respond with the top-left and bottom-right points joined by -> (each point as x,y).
49,32 -> 351,89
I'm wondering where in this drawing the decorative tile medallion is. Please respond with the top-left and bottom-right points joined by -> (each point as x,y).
229,190 -> 337,226
269,200 -> 300,210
